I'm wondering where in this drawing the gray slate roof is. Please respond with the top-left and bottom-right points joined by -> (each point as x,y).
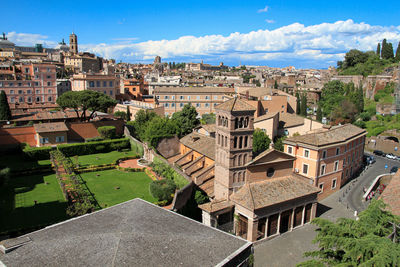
0,198 -> 250,267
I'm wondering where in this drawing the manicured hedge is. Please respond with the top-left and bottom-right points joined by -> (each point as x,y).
97,126 -> 116,139
57,138 -> 130,157
23,138 -> 131,160
23,146 -> 54,160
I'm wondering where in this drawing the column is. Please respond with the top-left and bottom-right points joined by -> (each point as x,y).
265,217 -> 269,239
301,205 -> 306,225
277,213 -> 281,234
247,217 -> 259,242
202,210 -> 212,227
311,202 -> 318,220
290,208 -> 295,231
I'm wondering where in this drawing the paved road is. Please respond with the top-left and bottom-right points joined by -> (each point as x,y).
254,154 -> 398,267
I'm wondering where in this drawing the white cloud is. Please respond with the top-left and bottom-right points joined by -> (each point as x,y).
265,19 -> 275,24
7,32 -> 58,48
7,19 -> 400,67
257,6 -> 269,13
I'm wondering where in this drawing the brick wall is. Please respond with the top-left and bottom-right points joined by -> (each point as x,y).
0,126 -> 36,147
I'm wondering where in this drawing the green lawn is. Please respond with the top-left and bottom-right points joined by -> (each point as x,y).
71,150 -> 139,167
0,173 -> 68,234
0,154 -> 51,172
79,169 -> 156,208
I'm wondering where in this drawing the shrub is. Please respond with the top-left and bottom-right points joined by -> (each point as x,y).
0,167 -> 10,187
23,146 -> 54,160
97,126 -> 116,139
57,138 -> 130,157
85,137 -> 104,142
149,179 -> 176,202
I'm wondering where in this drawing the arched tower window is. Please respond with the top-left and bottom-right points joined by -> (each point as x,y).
238,154 -> 242,166
225,136 -> 228,147
235,118 -> 238,129
239,136 -> 243,149
234,137 -> 237,148
244,136 -> 248,147
243,154 -> 247,164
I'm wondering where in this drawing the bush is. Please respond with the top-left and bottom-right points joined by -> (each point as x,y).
23,146 -> 54,160
97,126 -> 116,139
149,179 -> 176,202
85,137 -> 104,142
0,167 -> 10,187
57,138 -> 130,157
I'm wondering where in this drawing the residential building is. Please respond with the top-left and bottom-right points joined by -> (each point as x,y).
154,86 -> 235,116
283,124 -> 366,199
64,52 -> 102,73
121,77 -> 148,100
56,79 -> 71,97
0,62 -> 57,108
33,122 -> 68,147
71,73 -> 118,98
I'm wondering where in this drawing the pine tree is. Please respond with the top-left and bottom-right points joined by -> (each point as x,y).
395,42 -> 400,62
126,106 -> 131,121
316,105 -> 322,122
376,42 -> 381,57
0,91 -> 12,121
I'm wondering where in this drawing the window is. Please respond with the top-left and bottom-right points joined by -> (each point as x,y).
322,150 -> 327,159
304,149 -> 310,158
334,161 -> 339,171
27,97 -> 32,103
10,90 -> 14,94
35,82 -> 39,86
35,75 -> 39,79
40,137 -> 49,144
171,103 -> 175,107
103,81 -> 107,87
27,82 -> 31,87
332,179 -> 337,189
336,148 -> 340,155
96,81 -> 100,87
172,96 -> 175,100
156,95 -> 160,99
109,90 -> 113,96
27,90 -> 31,94
104,91 -> 107,95
0,82 -> 2,87
287,146 -> 293,154
318,183 -> 324,193
205,103 -> 209,107
303,164 -> 308,175
10,97 -> 15,103
47,75 -> 51,79
205,96 -> 210,100
47,82 -> 51,86
19,96 -> 24,102
25,68 -> 29,73
320,164 -> 326,176
196,95 -> 200,100
48,96 -> 52,102
48,89 -> 52,94
214,95 -> 218,100
214,103 -> 218,106
164,96 -> 169,99
18,90 -> 23,94
267,168 -> 275,178
34,67 -> 39,72
180,96 -> 184,100
180,103 -> 184,107
56,136 -> 65,142
36,89 -> 40,94
164,103 -> 169,107
187,96 -> 191,100
109,81 -> 113,87
47,68 -> 51,72
196,103 -> 200,108
89,81 -> 94,87
18,82 -> 22,86
36,96 -> 41,102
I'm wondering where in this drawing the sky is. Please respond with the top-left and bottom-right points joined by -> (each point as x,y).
1,0 -> 400,68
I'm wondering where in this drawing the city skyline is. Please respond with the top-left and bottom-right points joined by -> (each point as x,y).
2,0 -> 400,68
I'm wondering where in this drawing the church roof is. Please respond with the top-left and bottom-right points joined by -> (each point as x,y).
245,149 -> 295,167
215,97 -> 256,112
230,176 -> 319,211
180,132 -> 215,160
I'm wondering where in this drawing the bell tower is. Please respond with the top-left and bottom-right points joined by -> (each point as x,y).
214,97 -> 256,200
69,32 -> 78,54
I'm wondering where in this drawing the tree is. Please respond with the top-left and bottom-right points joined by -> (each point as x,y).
273,136 -> 286,151
97,126 -> 116,139
144,116 -> 180,147
341,49 -> 369,68
274,80 -> 278,89
150,179 -> 177,203
300,94 -> 307,116
316,105 -> 322,122
298,200 -> 400,267
56,90 -> 117,122
381,39 -> 394,60
172,104 -> 200,136
128,109 -> 158,141
377,42 -> 381,57
252,129 -> 271,156
201,113 -> 216,125
114,111 -> 127,120
296,92 -> 301,115
395,42 -> 400,62
126,106 -> 131,121
0,91 -> 12,121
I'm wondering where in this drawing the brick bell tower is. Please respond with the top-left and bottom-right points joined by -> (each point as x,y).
214,97 -> 256,200
69,32 -> 78,54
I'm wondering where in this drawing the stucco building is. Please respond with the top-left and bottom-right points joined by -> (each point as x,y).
283,124 -> 366,199
71,73 -> 118,99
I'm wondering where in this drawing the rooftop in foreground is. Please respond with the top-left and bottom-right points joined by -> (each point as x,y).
0,198 -> 251,267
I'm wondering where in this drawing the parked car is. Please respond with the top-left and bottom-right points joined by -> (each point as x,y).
390,166 -> 399,174
396,156 -> 400,161
368,156 -> 376,164
386,153 -> 396,160
373,150 -> 384,156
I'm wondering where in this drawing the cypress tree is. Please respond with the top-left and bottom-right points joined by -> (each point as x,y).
274,80 -> 278,89
300,94 -> 307,116
295,92 -> 300,114
381,39 -> 394,60
0,91 -> 11,121
126,106 -> 131,121
381,39 -> 387,59
376,43 -> 381,57
395,42 -> 400,62
316,105 -> 322,122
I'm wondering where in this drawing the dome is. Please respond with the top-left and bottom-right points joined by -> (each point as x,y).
0,38 -> 15,48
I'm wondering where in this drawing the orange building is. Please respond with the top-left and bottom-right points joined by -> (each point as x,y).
283,124 -> 366,199
122,77 -> 148,100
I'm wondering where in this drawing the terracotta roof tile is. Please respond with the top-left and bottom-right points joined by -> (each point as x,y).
285,124 -> 366,147
254,112 -> 278,123
180,132 -> 215,160
198,199 -> 234,213
34,122 -> 69,133
230,176 -> 319,211
215,97 -> 256,112
279,113 -> 305,128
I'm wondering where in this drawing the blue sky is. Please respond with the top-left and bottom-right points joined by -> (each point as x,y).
2,0 -> 400,68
